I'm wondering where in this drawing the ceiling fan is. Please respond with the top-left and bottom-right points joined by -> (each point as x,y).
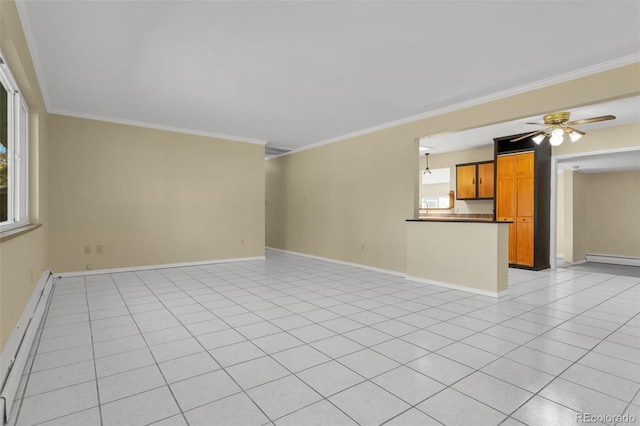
511,111 -> 616,146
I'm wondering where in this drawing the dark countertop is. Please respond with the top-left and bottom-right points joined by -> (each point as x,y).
407,218 -> 512,223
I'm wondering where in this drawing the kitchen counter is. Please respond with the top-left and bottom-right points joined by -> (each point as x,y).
407,218 -> 499,223
406,220 -> 510,297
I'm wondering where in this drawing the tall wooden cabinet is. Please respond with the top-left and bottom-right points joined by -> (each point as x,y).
494,134 -> 551,270
496,153 -> 534,265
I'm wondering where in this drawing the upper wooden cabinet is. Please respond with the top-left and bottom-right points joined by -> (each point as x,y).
456,164 -> 477,199
477,162 -> 495,198
494,133 -> 551,270
456,161 -> 494,200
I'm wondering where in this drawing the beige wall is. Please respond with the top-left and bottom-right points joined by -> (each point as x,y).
49,115 -> 265,272
562,170 -> 588,263
573,172 -> 588,262
0,0 -> 50,350
563,171 -> 574,262
586,170 -> 640,258
267,63 -> 640,272
266,131 -> 417,273
420,182 -> 449,203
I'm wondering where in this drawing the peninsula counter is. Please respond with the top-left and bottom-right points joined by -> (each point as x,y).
406,219 -> 511,297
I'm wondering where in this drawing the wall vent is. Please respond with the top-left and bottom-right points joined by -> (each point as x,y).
265,145 -> 291,157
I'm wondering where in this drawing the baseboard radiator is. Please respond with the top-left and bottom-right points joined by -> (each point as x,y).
586,253 -> 640,267
0,270 -> 54,424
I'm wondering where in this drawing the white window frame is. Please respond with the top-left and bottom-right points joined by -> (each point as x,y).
421,196 -> 451,209
0,50 -> 29,232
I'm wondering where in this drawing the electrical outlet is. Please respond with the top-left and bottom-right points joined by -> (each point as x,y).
84,246 -> 91,254
240,238 -> 245,246
97,244 -> 103,254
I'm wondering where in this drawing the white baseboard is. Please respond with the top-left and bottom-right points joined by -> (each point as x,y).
405,275 -> 509,298
56,256 -> 266,278
0,270 -> 54,423
586,254 -> 640,267
265,247 -> 406,277
266,247 -> 510,297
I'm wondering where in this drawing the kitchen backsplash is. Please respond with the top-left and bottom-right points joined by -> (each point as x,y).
419,212 -> 494,219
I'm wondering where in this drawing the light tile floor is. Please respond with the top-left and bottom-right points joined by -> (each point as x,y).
9,249 -> 640,426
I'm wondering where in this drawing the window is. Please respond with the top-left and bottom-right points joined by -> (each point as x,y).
421,195 -> 451,209
0,52 -> 29,231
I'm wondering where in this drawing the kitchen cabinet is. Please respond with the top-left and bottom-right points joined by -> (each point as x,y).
456,161 -> 494,200
477,162 -> 495,198
496,153 -> 534,265
456,164 -> 477,199
494,134 -> 551,270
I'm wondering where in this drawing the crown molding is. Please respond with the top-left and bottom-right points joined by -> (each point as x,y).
49,109 -> 268,145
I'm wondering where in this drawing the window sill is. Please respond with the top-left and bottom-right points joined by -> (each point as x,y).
0,223 -> 43,243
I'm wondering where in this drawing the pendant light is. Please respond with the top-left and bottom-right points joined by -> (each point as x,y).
423,153 -> 432,174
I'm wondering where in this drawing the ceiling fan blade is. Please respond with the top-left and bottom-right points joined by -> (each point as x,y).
565,115 -> 616,126
525,122 -> 546,126
511,130 -> 544,142
566,127 -> 585,136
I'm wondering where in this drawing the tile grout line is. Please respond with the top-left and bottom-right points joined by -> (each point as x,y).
204,260 -> 629,422
32,266 -> 401,423
144,268 -> 365,426
153,260 -> 614,424
91,259 -> 635,424
128,270 -> 282,426
498,296 -> 640,425
615,387 -> 640,426
82,275 -> 105,426
22,256 -> 639,426
384,273 -> 640,424
97,274 -> 192,426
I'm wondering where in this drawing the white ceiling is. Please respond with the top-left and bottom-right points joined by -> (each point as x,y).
16,1 -> 640,150
557,150 -> 640,173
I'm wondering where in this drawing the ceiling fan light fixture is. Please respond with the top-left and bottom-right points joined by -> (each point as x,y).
551,128 -> 564,138
569,131 -> 583,142
514,111 -> 615,146
532,134 -> 545,144
549,134 -> 564,146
